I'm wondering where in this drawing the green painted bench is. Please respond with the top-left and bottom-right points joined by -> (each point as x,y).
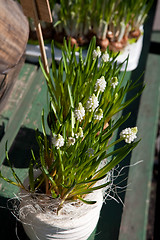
0,1 -> 159,239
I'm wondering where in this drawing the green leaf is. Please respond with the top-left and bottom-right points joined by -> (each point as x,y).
51,41 -> 58,82
77,196 -> 97,205
0,171 -> 20,187
41,110 -> 47,146
77,173 -> 108,185
101,113 -> 131,144
51,188 -> 58,198
96,140 -> 140,179
53,20 -> 61,28
63,38 -> 71,59
29,155 -> 34,192
62,51 -> 68,74
70,181 -> 111,197
5,142 -> 25,189
67,83 -> 74,108
40,153 -> 58,190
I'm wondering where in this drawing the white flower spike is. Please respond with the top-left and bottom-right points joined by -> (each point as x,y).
93,46 -> 101,60
102,52 -> 109,62
110,77 -> 119,89
120,127 -> 138,144
75,127 -> 84,139
94,108 -> 103,121
95,76 -> 106,92
52,134 -> 64,149
86,94 -> 99,112
74,102 -> 85,121
68,137 -> 75,146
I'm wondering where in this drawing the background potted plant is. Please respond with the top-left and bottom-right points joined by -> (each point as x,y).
0,38 -> 143,240
25,0 -> 153,70
52,0 -> 153,49
51,0 -> 153,70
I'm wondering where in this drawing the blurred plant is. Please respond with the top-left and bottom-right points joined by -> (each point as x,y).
52,0 -> 153,50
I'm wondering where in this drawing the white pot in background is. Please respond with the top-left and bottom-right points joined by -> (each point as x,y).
25,26 -> 143,72
116,27 -> 144,71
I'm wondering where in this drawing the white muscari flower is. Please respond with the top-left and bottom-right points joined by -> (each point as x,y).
93,46 -> 101,60
75,127 -> 84,139
110,77 -> 118,89
120,127 -> 138,144
52,134 -> 64,149
102,52 -> 109,62
94,108 -> 103,120
95,76 -> 106,92
86,94 -> 99,112
74,102 -> 85,121
67,137 -> 75,146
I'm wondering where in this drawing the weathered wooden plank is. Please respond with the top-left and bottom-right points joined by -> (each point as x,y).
20,0 -> 52,23
0,63 -> 37,123
0,56 -> 25,112
0,0 -> 29,73
22,77 -> 49,131
150,30 -> 160,240
0,64 -> 49,240
0,63 -> 39,165
119,39 -> 160,240
0,63 -> 51,240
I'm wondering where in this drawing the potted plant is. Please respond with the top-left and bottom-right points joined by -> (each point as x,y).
51,0 -> 153,70
0,38 -> 143,240
52,0 -> 153,48
25,0 -> 153,70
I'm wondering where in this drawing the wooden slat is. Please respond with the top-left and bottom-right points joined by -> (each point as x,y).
119,32 -> 160,240
20,0 -> 52,23
0,0 -> 29,73
0,63 -> 38,165
0,63 -> 50,240
0,56 -> 25,112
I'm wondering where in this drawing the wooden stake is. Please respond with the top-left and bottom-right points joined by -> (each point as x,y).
32,0 -> 49,75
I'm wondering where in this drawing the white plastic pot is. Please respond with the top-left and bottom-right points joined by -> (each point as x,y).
116,27 -> 144,71
20,172 -> 103,240
25,26 -> 143,72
